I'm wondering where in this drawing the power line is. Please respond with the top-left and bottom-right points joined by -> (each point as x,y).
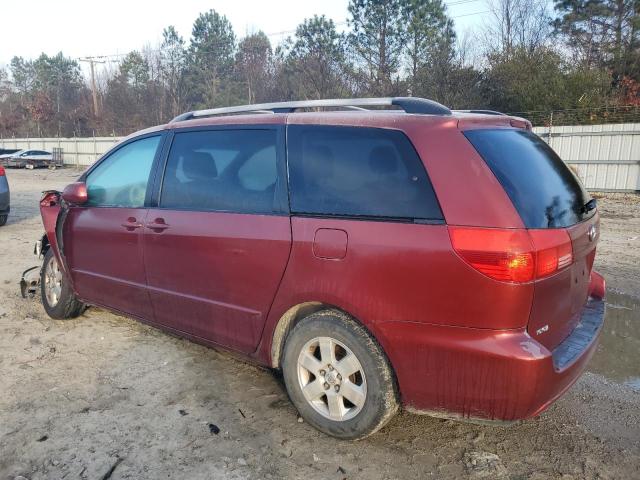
452,10 -> 490,18
446,0 -> 482,6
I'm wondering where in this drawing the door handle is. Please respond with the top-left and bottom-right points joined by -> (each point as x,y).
121,217 -> 143,231
146,218 -> 169,232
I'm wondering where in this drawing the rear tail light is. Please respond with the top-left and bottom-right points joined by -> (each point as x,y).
449,227 -> 573,283
0,166 -> 5,176
529,229 -> 573,279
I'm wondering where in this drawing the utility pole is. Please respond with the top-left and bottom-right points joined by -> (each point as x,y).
79,56 -> 106,117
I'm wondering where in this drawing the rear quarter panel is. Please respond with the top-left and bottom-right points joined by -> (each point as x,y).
257,217 -> 534,365
405,121 -> 525,229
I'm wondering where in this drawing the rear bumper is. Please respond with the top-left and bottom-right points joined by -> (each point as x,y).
376,291 -> 605,422
4,159 -> 26,168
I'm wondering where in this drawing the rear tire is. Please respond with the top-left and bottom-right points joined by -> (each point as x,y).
0,214 -> 7,226
40,249 -> 85,319
282,310 -> 398,440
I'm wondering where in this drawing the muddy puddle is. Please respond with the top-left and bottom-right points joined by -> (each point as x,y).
588,290 -> 640,392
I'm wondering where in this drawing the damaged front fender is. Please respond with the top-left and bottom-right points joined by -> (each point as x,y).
28,190 -> 76,296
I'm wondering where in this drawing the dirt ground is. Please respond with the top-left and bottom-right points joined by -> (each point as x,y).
0,168 -> 639,480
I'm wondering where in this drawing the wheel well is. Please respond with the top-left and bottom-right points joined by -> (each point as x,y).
270,302 -> 401,409
270,302 -> 394,372
271,302 -> 340,368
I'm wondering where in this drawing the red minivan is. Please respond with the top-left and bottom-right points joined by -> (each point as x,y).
36,98 -> 606,439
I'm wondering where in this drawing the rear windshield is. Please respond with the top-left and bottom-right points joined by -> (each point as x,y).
464,129 -> 594,228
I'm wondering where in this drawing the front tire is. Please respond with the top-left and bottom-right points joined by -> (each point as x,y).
40,249 -> 85,319
282,310 -> 398,440
0,214 -> 7,226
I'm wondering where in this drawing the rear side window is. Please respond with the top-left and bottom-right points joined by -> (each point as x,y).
160,129 -> 280,214
464,129 -> 594,228
287,125 -> 442,221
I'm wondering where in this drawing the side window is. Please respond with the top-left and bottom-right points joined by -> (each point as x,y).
160,129 -> 279,214
85,136 -> 160,207
287,125 -> 443,220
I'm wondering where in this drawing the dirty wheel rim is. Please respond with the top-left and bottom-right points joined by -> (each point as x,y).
297,336 -> 367,421
44,255 -> 62,307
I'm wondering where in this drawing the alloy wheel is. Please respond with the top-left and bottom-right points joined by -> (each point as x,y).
297,336 -> 367,421
44,255 -> 62,307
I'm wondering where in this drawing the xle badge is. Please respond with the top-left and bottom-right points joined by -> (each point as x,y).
536,324 -> 549,336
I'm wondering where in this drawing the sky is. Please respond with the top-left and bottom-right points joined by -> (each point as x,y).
1,0 -> 492,71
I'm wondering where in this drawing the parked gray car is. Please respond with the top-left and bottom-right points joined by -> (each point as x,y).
0,165 -> 9,226
0,149 -> 53,168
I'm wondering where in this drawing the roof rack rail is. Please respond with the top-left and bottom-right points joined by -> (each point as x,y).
453,109 -> 507,116
170,97 -> 452,123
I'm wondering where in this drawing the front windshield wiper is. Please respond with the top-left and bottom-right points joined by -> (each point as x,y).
583,198 -> 597,213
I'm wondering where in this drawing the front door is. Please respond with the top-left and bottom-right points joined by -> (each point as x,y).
143,127 -> 291,353
63,135 -> 162,319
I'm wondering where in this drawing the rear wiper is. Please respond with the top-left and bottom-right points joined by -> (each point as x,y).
583,199 -> 597,213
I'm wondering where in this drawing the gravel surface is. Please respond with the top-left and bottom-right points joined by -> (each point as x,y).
0,168 -> 639,480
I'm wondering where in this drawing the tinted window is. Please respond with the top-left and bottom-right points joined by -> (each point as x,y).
464,129 -> 594,228
287,125 -> 442,220
86,136 -> 160,207
161,129 -> 279,214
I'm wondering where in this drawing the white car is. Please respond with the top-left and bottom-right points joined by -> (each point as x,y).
0,149 -> 53,168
